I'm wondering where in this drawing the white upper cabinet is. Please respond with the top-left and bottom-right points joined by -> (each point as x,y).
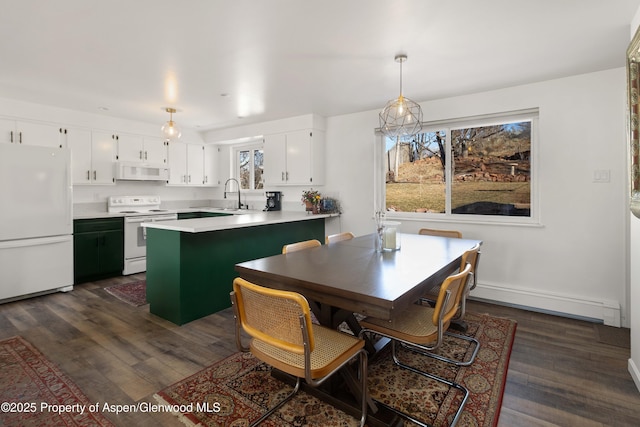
167,141 -> 188,185
203,145 -> 219,186
67,129 -> 116,185
0,118 -> 64,148
117,134 -> 167,164
167,142 -> 214,186
187,144 -> 205,186
263,129 -> 325,186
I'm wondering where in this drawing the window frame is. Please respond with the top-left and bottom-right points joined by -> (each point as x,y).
231,139 -> 264,193
376,108 -> 540,226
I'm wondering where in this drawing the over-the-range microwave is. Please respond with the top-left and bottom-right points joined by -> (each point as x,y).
114,162 -> 169,181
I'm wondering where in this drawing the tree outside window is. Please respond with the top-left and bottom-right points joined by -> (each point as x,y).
383,111 -> 535,218
236,145 -> 264,190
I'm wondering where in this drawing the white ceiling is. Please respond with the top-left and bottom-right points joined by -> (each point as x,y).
1,0 -> 639,132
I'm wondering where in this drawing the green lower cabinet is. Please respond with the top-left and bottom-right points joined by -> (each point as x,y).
146,218 -> 325,325
177,211 -> 233,220
73,218 -> 124,284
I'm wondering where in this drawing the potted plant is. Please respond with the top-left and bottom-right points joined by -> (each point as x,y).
301,189 -> 321,213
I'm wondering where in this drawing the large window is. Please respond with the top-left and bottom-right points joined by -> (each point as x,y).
381,109 -> 537,221
234,142 -> 264,190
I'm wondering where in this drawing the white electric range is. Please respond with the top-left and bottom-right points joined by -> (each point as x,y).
108,196 -> 178,275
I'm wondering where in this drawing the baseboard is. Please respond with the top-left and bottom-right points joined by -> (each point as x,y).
471,282 -> 621,327
629,358 -> 640,393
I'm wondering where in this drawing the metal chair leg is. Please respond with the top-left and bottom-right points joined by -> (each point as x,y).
250,376 -> 301,427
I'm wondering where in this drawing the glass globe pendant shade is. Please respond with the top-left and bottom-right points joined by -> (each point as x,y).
161,107 -> 182,141
379,94 -> 423,138
161,119 -> 182,140
379,54 -> 423,138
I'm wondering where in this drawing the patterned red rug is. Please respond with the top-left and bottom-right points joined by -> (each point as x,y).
155,312 -> 516,426
104,280 -> 147,307
0,336 -> 114,427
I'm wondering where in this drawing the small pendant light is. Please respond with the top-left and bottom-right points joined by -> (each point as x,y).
161,107 -> 182,140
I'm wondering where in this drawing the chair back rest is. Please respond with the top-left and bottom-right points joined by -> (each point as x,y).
418,228 -> 463,238
460,243 -> 481,289
432,263 -> 472,325
232,278 -> 314,354
282,239 -> 322,254
325,232 -> 355,244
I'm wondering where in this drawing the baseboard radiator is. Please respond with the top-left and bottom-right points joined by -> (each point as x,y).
471,282 -> 621,327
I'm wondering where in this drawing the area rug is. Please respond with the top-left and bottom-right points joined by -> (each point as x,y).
0,336 -> 115,427
104,280 -> 147,307
155,312 -> 516,427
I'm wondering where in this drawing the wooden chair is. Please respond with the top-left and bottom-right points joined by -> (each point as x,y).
418,228 -> 481,325
282,239 -> 322,254
418,227 -> 462,238
325,231 -> 355,244
230,278 -> 368,427
359,263 -> 476,427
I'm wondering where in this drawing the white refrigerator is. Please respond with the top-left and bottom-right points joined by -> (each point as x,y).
0,144 -> 74,301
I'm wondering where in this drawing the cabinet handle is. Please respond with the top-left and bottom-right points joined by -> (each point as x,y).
18,132 -> 22,144
140,150 -> 143,159
144,151 -> 148,160
281,172 -> 285,181
93,171 -> 97,180
10,130 -> 13,143
86,170 -> 90,181
188,175 -> 191,183
286,171 -> 289,181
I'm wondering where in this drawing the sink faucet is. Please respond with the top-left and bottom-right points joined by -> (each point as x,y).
223,178 -> 243,209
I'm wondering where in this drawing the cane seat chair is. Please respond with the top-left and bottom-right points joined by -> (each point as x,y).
325,231 -> 355,244
418,227 -> 463,238
282,239 -> 322,254
230,278 -> 368,427
418,228 -> 481,323
359,263 -> 476,427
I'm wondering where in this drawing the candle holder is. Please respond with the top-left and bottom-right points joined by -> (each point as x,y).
381,220 -> 401,251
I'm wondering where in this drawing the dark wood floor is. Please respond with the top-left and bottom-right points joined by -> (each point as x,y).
1,275 -> 639,426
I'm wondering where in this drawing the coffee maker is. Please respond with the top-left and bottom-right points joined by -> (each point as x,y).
264,191 -> 282,211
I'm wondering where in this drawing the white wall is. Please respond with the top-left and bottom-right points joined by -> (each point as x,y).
0,97 -> 212,206
628,8 -> 640,393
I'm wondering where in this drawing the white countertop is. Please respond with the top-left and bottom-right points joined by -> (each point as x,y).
142,211 -> 334,233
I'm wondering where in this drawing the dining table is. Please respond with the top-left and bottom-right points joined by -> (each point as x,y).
234,232 -> 482,426
235,232 -> 482,345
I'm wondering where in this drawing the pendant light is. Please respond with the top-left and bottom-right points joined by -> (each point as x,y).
161,107 -> 182,140
379,54 -> 423,138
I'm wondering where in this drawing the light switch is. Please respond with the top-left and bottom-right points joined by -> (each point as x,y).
593,169 -> 611,183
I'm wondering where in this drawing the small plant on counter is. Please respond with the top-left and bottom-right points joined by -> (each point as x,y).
301,189 -> 322,212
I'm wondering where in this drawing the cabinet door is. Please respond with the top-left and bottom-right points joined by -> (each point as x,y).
16,121 -> 62,148
91,131 -> 117,184
74,231 -> 102,281
263,133 -> 286,185
115,133 -> 144,162
66,127 -> 93,184
203,145 -> 218,186
187,144 -> 204,185
167,141 -> 188,185
143,136 -> 168,165
0,118 -> 16,144
99,229 -> 124,274
285,130 -> 312,185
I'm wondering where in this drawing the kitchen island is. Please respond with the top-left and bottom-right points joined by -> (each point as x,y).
142,211 -> 330,325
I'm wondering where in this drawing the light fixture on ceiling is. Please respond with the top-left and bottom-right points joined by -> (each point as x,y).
379,54 -> 423,138
161,107 -> 182,140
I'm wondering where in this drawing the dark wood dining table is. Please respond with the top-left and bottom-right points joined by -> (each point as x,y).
235,232 -> 482,351
234,232 -> 482,426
